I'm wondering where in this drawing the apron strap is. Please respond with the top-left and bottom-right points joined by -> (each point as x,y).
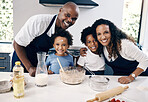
44,15 -> 57,34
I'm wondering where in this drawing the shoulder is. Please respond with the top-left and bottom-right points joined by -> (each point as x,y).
121,39 -> 135,45
121,39 -> 136,49
27,14 -> 55,24
67,53 -> 73,58
47,53 -> 56,58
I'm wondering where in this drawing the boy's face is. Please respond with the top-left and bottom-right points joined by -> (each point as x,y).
53,36 -> 69,56
85,34 -> 98,53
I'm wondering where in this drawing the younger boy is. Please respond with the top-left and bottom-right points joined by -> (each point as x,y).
77,27 -> 105,75
46,29 -> 74,74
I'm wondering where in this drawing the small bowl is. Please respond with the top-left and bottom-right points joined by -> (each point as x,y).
0,80 -> 11,93
89,76 -> 109,91
60,66 -> 86,85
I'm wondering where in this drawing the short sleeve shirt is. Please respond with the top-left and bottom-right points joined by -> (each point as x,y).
77,48 -> 105,71
15,14 -> 57,47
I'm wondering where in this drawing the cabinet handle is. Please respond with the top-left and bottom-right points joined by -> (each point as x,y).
0,67 -> 6,69
0,57 -> 6,59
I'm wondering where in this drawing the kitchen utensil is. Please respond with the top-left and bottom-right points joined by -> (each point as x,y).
89,76 -> 109,92
57,57 -> 64,72
87,86 -> 129,102
83,66 -> 95,75
35,52 -> 48,87
59,66 -> 86,85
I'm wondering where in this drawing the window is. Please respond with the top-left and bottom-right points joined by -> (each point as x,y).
122,0 -> 143,42
0,0 -> 13,42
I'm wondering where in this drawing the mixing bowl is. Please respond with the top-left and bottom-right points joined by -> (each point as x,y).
59,66 -> 86,85
89,76 -> 109,91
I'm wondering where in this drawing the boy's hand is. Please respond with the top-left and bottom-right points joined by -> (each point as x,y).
48,70 -> 54,74
80,47 -> 87,57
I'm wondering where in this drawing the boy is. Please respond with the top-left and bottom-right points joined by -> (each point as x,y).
46,29 -> 74,74
77,27 -> 105,75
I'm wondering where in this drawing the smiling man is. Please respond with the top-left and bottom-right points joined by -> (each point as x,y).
12,2 -> 79,77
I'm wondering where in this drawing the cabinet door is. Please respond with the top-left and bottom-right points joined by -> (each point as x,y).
0,53 -> 10,72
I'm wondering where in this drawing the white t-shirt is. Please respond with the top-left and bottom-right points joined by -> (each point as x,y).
77,48 -> 105,71
15,14 -> 57,47
103,39 -> 148,71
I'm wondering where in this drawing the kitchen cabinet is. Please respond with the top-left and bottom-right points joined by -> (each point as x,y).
0,53 -> 10,72
0,43 -> 13,72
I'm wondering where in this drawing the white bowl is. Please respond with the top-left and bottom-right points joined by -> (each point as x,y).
89,76 -> 109,91
60,66 -> 86,85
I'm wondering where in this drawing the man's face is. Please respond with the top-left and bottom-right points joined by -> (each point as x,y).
56,7 -> 79,29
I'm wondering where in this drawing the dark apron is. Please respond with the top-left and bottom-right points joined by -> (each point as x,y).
103,52 -> 148,76
11,15 -> 57,72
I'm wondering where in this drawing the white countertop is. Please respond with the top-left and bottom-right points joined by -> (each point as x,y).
0,72 -> 148,102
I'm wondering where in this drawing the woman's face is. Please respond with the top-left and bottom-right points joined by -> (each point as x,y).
53,36 -> 69,56
85,34 -> 98,53
96,24 -> 111,46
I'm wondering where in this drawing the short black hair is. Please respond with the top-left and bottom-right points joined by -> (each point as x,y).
81,26 -> 93,44
51,29 -> 73,46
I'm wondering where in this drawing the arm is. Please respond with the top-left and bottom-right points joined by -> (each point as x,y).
118,67 -> 144,84
118,39 -> 148,84
13,41 -> 36,77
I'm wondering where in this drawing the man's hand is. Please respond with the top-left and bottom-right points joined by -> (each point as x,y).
28,67 -> 36,77
80,47 -> 87,57
118,76 -> 134,84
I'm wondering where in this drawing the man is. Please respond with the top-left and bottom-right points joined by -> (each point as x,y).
12,2 -> 79,77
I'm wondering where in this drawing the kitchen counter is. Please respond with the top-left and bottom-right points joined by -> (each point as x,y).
0,72 -> 148,102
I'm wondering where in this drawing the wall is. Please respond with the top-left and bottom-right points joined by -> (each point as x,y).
13,0 -> 124,47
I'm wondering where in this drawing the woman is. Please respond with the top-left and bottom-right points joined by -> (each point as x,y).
91,18 -> 148,84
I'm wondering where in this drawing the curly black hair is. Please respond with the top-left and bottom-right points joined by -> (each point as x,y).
51,29 -> 73,46
92,18 -> 135,58
80,26 -> 93,44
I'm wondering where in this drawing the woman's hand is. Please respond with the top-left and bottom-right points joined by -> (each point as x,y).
80,47 -> 87,57
118,76 -> 134,84
118,68 -> 144,84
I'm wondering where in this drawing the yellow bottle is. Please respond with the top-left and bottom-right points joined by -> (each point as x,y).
13,61 -> 24,98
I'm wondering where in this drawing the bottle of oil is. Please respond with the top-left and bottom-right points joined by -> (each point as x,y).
13,61 -> 24,98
